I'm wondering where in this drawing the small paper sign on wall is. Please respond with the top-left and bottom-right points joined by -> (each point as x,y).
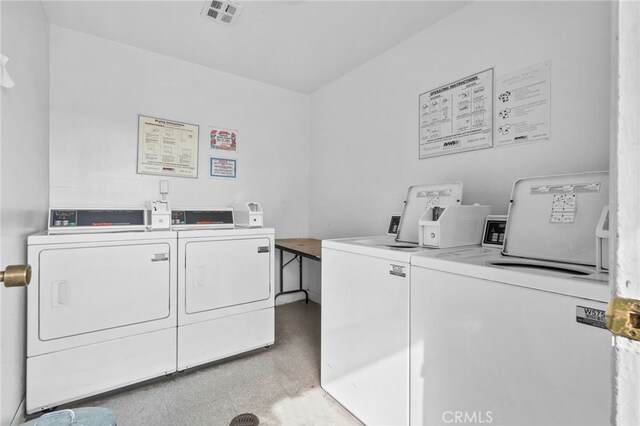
495,61 -> 551,147
210,157 -> 237,179
210,126 -> 238,152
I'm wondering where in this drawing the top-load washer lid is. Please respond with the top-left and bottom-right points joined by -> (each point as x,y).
396,182 -> 462,244
503,171 -> 609,266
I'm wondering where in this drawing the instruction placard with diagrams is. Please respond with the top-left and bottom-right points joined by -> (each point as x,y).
137,115 -> 199,178
495,61 -> 550,147
419,68 -> 493,159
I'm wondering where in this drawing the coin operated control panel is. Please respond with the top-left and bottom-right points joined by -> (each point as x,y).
234,202 -> 263,228
419,204 -> 492,248
145,201 -> 171,230
48,209 -> 147,233
171,209 -> 235,230
482,215 -> 508,248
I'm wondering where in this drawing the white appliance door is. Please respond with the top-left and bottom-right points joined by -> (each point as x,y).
185,238 -> 270,314
321,248 -> 409,425
38,243 -> 171,341
410,267 -> 610,425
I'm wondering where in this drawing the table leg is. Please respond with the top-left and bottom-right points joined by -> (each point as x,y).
299,255 -> 308,304
275,250 -> 310,303
280,247 -> 284,294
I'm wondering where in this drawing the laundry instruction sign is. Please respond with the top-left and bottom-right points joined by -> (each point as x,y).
419,68 -> 494,159
495,61 -> 550,147
137,115 -> 199,178
210,157 -> 237,179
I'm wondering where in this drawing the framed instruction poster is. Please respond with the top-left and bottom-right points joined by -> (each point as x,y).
419,68 -> 494,159
137,115 -> 199,178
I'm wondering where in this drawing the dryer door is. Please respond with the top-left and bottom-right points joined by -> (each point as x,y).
185,237 -> 271,314
38,243 -> 172,341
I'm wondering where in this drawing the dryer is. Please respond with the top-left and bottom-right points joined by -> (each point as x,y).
173,209 -> 275,371
27,209 -> 177,413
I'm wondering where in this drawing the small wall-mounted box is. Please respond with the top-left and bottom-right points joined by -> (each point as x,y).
234,202 -> 263,228
145,200 -> 171,230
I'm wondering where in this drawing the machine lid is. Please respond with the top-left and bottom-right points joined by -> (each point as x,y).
396,181 -> 462,244
502,171 -> 609,266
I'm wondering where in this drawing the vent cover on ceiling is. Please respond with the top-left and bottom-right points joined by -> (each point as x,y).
201,0 -> 243,25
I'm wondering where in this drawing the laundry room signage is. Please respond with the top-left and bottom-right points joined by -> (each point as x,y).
209,126 -> 238,152
495,61 -> 550,147
137,115 -> 199,178
210,157 -> 237,179
419,68 -> 493,159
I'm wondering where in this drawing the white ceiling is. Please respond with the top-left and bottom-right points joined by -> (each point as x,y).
42,1 -> 471,94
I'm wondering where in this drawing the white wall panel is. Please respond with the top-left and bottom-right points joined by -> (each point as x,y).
1,1 -> 50,423
49,26 -> 310,241
309,1 -> 611,241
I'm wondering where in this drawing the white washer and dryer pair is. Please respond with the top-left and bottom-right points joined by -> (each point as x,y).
409,171 -> 611,425
27,209 -> 274,413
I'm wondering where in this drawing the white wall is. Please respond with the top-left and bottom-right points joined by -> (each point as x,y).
1,1 -> 50,423
49,25 -> 309,239
309,1 -> 611,240
49,26 -> 311,302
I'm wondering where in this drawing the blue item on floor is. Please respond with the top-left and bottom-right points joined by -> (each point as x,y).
23,408 -> 116,426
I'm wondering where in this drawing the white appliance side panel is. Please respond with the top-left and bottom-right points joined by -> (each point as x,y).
38,243 -> 172,341
410,267 -> 611,426
26,328 -> 176,414
185,238 -> 271,314
177,307 -> 274,371
321,248 -> 409,425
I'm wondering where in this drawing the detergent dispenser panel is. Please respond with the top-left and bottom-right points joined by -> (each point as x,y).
504,171 -> 609,265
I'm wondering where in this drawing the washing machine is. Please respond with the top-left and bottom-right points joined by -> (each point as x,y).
409,171 -> 611,425
321,181 -> 477,425
27,209 -> 178,413
173,209 -> 275,370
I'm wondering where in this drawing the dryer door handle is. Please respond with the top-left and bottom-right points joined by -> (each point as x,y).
51,280 -> 70,307
194,266 -> 206,288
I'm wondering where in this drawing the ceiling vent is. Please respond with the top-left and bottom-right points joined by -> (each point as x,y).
201,1 -> 243,26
